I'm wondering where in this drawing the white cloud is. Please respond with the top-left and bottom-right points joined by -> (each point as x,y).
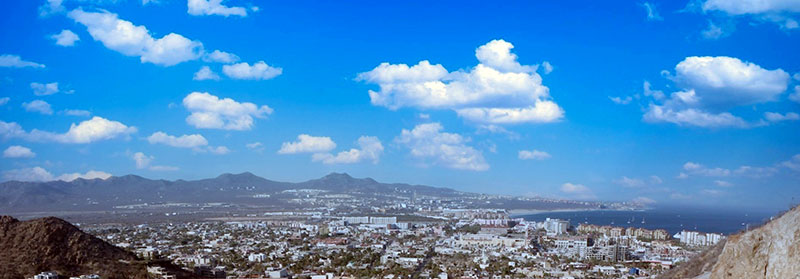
132,151 -> 178,171
0,97 -> 8,106
1,166 -> 111,182
56,170 -> 112,181
682,161 -> 731,177
701,20 -> 727,39
702,0 -> 800,30
644,104 -> 748,128
703,0 -> 800,15
146,131 -> 227,154
615,176 -> 645,187
69,9 -> 203,66
188,0 -> 248,17
22,100 -> 54,115
147,131 -> 208,148
672,56 -> 789,107
193,66 -> 220,81
641,2 -> 664,21
733,165 -> 778,178
38,0 -> 65,17
222,61 -> 283,80
396,123 -> 488,171
203,50 -> 240,63
358,39 -> 563,124
764,112 -> 799,122
714,180 -> 733,187
541,61 -> 553,74
3,145 -> 35,158
790,86 -> 800,103
518,149 -> 551,160
183,92 -> 273,130
650,175 -> 664,184
62,109 -> 91,117
246,142 -> 263,150
2,167 -> 54,182
278,134 -> 336,154
560,183 -> 596,200
782,154 -> 800,172
0,54 -> 45,68
50,29 -> 80,46
312,136 -> 384,164
0,117 -> 136,144
643,56 -> 790,128
609,96 -> 633,105
30,82 -> 60,96
132,152 -> 153,169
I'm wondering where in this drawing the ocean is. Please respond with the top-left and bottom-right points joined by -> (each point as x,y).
514,207 -> 775,235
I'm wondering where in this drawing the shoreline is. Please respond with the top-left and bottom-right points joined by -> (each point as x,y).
508,208 -> 645,217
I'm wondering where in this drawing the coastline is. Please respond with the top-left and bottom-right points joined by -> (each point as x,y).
508,208 -> 609,217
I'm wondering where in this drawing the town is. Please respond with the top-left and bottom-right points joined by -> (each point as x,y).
55,203 -> 722,279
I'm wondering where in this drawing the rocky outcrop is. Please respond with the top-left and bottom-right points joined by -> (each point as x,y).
660,205 -> 800,279
0,216 -> 148,279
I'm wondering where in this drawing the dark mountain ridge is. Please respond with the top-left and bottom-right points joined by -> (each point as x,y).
0,172 -> 460,212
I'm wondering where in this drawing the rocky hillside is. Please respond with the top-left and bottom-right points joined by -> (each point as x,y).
660,205 -> 800,279
0,215 -> 148,279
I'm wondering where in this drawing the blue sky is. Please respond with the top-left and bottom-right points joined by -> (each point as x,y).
1,0 -> 799,211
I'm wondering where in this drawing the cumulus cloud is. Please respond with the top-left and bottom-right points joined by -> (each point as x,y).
193,66 -> 220,81
147,131 -> 208,148
0,117 -> 136,144
641,2 -> 664,21
609,96 -> 633,105
643,56 -> 790,128
560,183 -> 596,200
312,136 -> 384,164
683,161 -> 731,177
3,145 -> 35,158
714,180 -> 733,187
781,154 -> 800,172
0,54 -> 45,68
0,97 -> 8,106
278,134 -> 336,154
245,142 -> 264,152
203,50 -> 240,63
702,0 -> 800,29
132,151 -> 178,171
38,0 -> 65,17
1,167 -> 111,182
358,39 -> 563,124
790,86 -> 800,103
541,61 -> 553,74
30,82 -> 60,96
50,29 -> 80,46
518,149 -> 551,160
69,9 -> 203,66
763,112 -> 799,122
396,123 -> 488,171
62,109 -> 91,117
615,176 -> 646,187
188,0 -> 249,17
183,92 -> 273,130
222,61 -> 283,80
22,100 -> 54,115
56,170 -> 112,181
1,167 -> 54,182
146,131 -> 228,154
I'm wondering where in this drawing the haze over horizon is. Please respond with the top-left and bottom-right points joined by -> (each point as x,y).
2,0 -> 800,212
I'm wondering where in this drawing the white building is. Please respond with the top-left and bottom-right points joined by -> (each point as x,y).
248,253 -> 267,262
544,218 -> 570,236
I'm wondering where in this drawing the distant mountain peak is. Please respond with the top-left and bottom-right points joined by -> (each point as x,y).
217,171 -> 259,179
323,172 -> 353,179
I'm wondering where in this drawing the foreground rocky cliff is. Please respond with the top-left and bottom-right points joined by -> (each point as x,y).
0,215 -> 148,279
661,205 -> 800,279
